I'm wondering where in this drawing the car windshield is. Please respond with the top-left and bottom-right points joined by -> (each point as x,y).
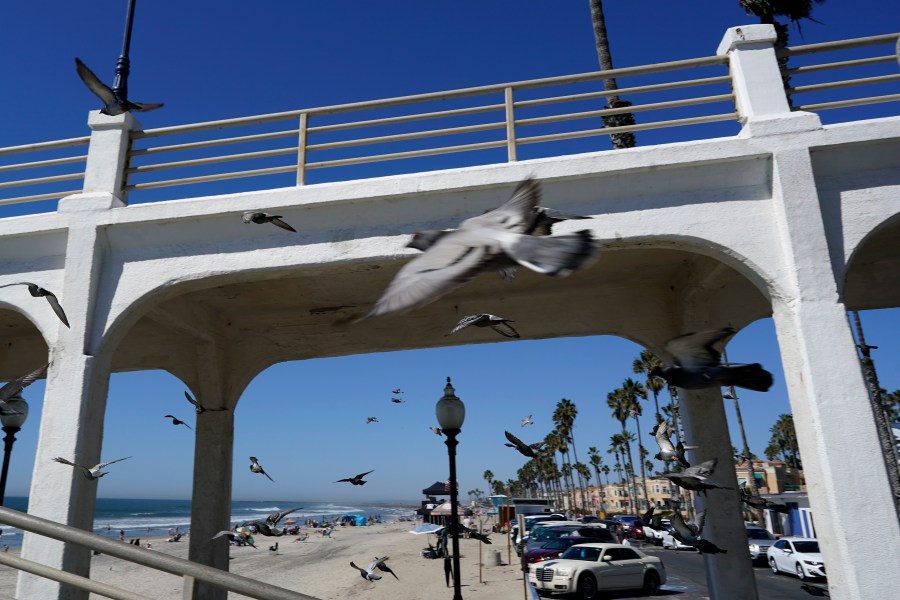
747,529 -> 775,540
532,526 -> 575,541
541,539 -> 575,551
560,546 -> 602,561
793,541 -> 820,553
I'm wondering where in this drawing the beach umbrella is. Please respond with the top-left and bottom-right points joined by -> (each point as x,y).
283,519 -> 297,524
410,523 -> 444,535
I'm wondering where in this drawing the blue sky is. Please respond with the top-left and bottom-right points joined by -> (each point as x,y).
1,1 -> 898,503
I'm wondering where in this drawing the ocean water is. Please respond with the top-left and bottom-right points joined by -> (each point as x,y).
0,497 -> 417,549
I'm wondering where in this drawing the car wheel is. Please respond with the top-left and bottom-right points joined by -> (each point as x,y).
643,570 -> 661,595
770,558 -> 779,574
796,563 -> 807,581
577,572 -> 599,600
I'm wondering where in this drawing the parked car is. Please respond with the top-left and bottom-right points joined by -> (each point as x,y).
612,515 -> 640,531
767,537 -> 826,580
522,536 -> 613,565
524,524 -> 616,555
515,516 -> 571,555
529,542 -> 666,598
746,525 -> 777,565
644,519 -> 671,546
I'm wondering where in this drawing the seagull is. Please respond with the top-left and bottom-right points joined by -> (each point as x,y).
740,489 -> 790,514
650,328 -> 773,392
392,388 -> 403,394
74,58 -> 163,116
249,457 -> 274,482
669,509 -> 727,554
447,313 -> 521,338
0,283 -> 70,327
52,456 -> 131,480
430,427 -> 443,436
521,415 -> 533,427
1,363 -> 50,412
653,420 -> 690,470
366,416 -> 379,424
163,415 -> 192,430
371,556 -> 399,580
504,431 -> 545,459
390,397 -> 405,404
363,178 -> 598,318
660,458 -> 732,495
350,560 -> 382,581
265,507 -> 304,528
212,530 -> 257,549
336,469 -> 374,486
183,390 -> 227,415
241,211 -> 297,232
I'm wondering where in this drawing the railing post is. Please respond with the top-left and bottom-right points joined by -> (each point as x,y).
296,112 -> 308,186
504,87 -> 517,162
717,25 -> 820,137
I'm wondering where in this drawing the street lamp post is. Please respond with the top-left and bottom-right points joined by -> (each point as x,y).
112,0 -> 139,102
436,377 -> 465,600
0,395 -> 29,506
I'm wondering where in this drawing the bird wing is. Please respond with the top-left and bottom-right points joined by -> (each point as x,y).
250,457 -> 260,467
261,469 -> 275,483
690,510 -> 707,536
0,363 -> 50,402
270,217 -> 297,233
267,507 -> 303,527
668,510 -> 694,539
125,101 -> 163,112
95,456 -> 131,470
40,292 -> 70,327
350,561 -> 367,576
459,178 -> 540,233
664,328 -> 735,369
503,430 -> 526,449
654,421 -> 676,454
212,531 -> 235,540
52,456 -> 84,469
688,457 -> 718,476
184,390 -> 200,409
354,470 -> 374,479
374,558 -> 399,579
335,478 -> 352,483
491,320 -> 520,338
241,212 -> 260,223
449,314 -> 488,335
74,58 -> 118,107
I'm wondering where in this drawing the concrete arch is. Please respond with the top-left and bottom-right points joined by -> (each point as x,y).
0,302 -> 51,380
844,212 -> 900,311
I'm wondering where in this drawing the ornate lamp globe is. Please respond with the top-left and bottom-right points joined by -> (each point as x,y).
0,395 -> 29,430
435,377 -> 465,431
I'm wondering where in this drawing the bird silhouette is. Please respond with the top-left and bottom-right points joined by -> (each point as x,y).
447,314 -> 520,338
363,178 -> 597,318
52,456 -> 130,480
650,328 -> 773,392
350,560 -> 382,581
163,415 -> 192,430
336,470 -> 374,486
183,390 -> 227,415
430,427 -> 443,436
392,388 -> 403,394
504,431 -> 546,458
241,211 -> 297,232
390,397 -> 405,404
265,508 -> 304,527
1,363 -> 50,412
249,457 -> 274,482
366,416 -> 379,424
74,58 -> 163,116
0,283 -> 70,327
371,556 -> 399,580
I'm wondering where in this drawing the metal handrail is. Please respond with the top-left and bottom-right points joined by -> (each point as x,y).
0,505 -> 319,600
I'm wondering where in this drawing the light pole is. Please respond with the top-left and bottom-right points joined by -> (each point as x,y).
436,377 -> 465,600
0,394 -> 29,506
112,0 -> 138,103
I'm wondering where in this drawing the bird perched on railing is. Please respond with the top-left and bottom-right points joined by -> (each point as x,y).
74,58 -> 162,116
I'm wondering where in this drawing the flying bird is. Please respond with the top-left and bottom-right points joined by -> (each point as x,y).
650,328 -> 773,392
163,415 -> 192,430
390,397 -> 405,404
249,457 -> 274,482
653,420 -> 691,470
336,470 -> 374,486
454,524 -> 492,544
371,556 -> 399,580
366,416 -> 379,424
212,530 -> 257,549
74,57 -> 163,116
521,415 -> 533,427
266,507 -> 304,527
392,388 -> 403,394
363,178 -> 597,318
447,314 -> 520,338
668,509 -> 726,554
0,283 -> 70,327
1,363 -> 50,412
660,458 -> 732,495
241,211 -> 297,232
183,390 -> 227,415
504,431 -> 545,459
350,560 -> 382,581
239,520 -> 283,537
740,489 -> 790,514
52,456 -> 131,480
430,427 -> 443,436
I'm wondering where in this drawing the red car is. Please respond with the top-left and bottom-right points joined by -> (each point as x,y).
522,536 -> 611,564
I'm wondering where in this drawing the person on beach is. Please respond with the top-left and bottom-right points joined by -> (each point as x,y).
119,530 -> 125,541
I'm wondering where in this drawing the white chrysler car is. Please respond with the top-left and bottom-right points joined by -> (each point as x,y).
528,542 -> 666,598
767,537 -> 826,580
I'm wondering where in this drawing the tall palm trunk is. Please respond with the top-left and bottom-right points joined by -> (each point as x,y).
588,0 -> 636,149
633,415 -> 651,510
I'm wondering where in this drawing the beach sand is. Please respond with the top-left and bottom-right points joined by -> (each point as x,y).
0,521 -> 530,599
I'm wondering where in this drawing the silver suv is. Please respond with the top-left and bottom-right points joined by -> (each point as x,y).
746,525 -> 776,564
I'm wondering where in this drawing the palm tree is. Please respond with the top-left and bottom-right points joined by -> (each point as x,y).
588,0 -> 636,149
545,431 -> 568,508
621,377 -> 651,510
633,350 -> 665,424
554,399 -> 585,510
483,470 -> 494,496
575,463 -> 592,511
600,464 -> 611,513
588,447 -> 605,513
767,414 -> 802,469
608,388 -> 638,503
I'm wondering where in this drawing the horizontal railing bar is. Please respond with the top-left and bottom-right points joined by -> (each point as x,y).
129,130 -> 299,156
0,506 -> 319,600
127,147 -> 298,174
517,112 -> 739,145
784,54 -> 897,75
307,139 -> 507,169
308,103 -> 505,134
0,552 -> 153,600
134,55 -> 727,138
788,73 -> 900,94
127,164 -> 295,191
0,136 -> 90,158
514,75 -> 732,109
0,155 -> 87,174
307,121 -> 505,151
794,92 -> 900,112
515,94 -> 735,127
0,189 -> 80,206
0,171 -> 84,191
781,32 -> 899,56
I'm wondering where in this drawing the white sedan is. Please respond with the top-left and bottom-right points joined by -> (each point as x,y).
767,537 -> 826,580
528,542 -> 666,599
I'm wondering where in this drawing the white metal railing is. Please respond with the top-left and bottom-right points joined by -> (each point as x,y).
0,136 -> 89,206
0,505 -> 319,600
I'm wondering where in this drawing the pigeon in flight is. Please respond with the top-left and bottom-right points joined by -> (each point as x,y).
336,469 -> 374,486
241,211 -> 297,232
453,524 -> 492,544
74,58 -> 163,116
638,506 -> 666,532
366,416 -> 379,424
668,509 -> 726,554
430,427 -> 443,436
448,314 -> 520,338
504,431 -> 545,459
239,520 -> 283,537
1,363 -> 50,412
392,388 -> 403,395
371,556 -> 399,580
653,420 -> 690,470
0,283 -> 70,327
52,456 -> 131,480
163,415 -> 192,430
183,390 -> 227,415
740,489 -> 790,514
350,560 -> 382,581
212,530 -> 257,549
650,328 -> 773,392
521,415 -> 533,427
390,397 -> 405,404
249,457 -> 274,482
363,178 -> 598,318
266,507 -> 304,528
660,458 -> 732,495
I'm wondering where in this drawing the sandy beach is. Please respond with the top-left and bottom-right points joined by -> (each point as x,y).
0,521 -> 529,600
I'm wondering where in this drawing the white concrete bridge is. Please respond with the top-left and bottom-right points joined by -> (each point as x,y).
1,25 -> 899,600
